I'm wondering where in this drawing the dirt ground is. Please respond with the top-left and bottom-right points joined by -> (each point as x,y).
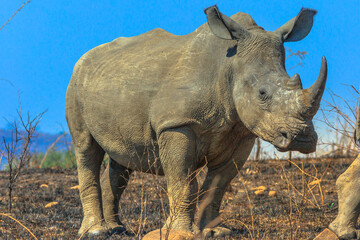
0,157 -> 357,239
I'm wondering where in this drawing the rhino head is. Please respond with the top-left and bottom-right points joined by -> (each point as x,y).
205,6 -> 327,154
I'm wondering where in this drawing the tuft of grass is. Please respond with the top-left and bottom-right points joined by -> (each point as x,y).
31,150 -> 77,169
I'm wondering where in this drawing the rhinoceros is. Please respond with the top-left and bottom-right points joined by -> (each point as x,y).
65,5 -> 327,237
329,97 -> 360,240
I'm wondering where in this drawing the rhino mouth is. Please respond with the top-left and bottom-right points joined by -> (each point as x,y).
273,132 -> 317,154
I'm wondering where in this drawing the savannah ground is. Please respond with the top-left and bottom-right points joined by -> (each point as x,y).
0,156 -> 356,239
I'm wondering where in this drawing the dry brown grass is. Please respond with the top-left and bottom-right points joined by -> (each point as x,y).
1,156 -> 353,239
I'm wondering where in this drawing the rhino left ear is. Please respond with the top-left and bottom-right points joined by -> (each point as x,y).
204,5 -> 250,40
274,8 -> 317,42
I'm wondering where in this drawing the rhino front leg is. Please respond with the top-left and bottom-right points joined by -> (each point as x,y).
101,158 -> 132,234
197,162 -> 238,238
329,154 -> 360,239
198,136 -> 255,237
158,127 -> 198,233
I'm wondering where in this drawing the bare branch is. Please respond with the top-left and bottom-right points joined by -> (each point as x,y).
0,1 -> 31,31
3,101 -> 45,212
0,79 -> 15,88
285,47 -> 308,70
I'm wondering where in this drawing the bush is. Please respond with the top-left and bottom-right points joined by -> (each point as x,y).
32,150 -> 76,169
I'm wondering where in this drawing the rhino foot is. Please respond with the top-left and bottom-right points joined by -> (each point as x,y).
78,217 -> 108,238
79,227 -> 108,238
79,223 -> 129,238
202,226 -> 232,238
329,220 -> 357,240
107,224 -> 128,235
339,233 -> 358,240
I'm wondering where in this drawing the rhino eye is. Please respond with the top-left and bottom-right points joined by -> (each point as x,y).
258,87 -> 269,101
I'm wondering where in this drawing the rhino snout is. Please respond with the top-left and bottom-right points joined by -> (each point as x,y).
273,130 -> 317,154
273,132 -> 292,152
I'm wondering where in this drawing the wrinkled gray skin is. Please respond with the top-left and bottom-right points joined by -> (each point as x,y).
329,98 -> 360,240
65,6 -> 327,237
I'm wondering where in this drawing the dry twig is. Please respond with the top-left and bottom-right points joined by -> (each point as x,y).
0,0 -> 31,31
0,213 -> 38,239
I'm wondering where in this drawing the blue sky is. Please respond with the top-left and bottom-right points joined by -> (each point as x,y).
1,0 -> 359,134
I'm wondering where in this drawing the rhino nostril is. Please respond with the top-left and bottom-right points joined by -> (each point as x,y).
274,132 -> 292,151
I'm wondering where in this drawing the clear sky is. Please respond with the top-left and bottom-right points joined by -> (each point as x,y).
1,0 -> 359,134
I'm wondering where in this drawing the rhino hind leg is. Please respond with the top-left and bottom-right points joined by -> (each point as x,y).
73,132 -> 107,237
66,99 -> 107,236
329,154 -> 360,239
101,158 -> 132,235
159,127 -> 198,232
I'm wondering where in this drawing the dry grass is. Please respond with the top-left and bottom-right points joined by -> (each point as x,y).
0,156 -> 356,239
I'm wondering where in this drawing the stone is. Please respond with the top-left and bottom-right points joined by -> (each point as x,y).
251,186 -> 267,191
313,228 -> 339,240
255,189 -> 265,195
45,202 -> 58,208
143,229 -> 194,240
268,191 -> 276,197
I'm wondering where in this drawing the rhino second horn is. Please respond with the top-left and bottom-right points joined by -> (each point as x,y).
287,73 -> 302,89
303,56 -> 328,117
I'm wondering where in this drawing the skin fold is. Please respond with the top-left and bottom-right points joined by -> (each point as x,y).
65,5 -> 326,237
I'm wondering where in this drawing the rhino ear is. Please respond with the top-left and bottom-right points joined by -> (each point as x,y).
274,8 -> 317,42
204,5 -> 250,40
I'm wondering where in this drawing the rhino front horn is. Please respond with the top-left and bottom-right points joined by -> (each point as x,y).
303,56 -> 327,117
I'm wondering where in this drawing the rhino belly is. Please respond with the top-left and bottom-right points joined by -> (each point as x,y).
79,86 -> 163,173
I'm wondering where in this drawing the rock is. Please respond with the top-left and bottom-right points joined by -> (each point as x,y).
45,202 -> 58,208
313,228 -> 339,240
143,229 -> 194,240
268,191 -> 276,197
254,189 -> 265,195
251,186 -> 267,191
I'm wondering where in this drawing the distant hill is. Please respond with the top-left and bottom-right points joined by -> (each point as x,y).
0,129 -> 71,153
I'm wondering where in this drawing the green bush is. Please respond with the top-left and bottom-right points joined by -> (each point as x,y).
30,150 -> 109,169
32,149 -> 77,169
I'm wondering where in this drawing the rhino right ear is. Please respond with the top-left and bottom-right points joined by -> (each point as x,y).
204,5 -> 250,40
275,8 -> 317,42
